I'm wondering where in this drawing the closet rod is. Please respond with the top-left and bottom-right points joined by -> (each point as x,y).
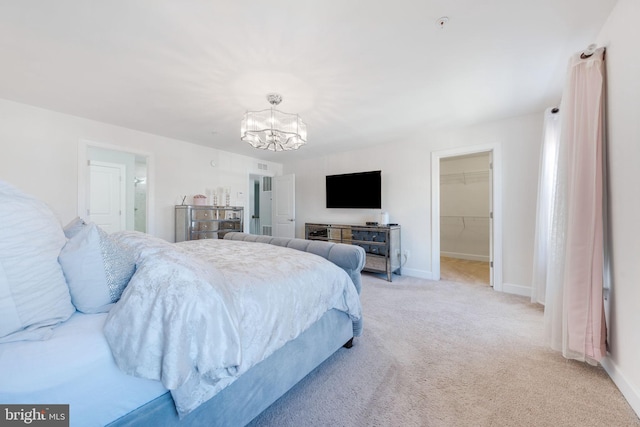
440,215 -> 490,219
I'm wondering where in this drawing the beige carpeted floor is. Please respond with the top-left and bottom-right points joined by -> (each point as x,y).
249,273 -> 640,427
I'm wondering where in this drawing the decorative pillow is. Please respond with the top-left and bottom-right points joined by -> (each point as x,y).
0,181 -> 75,343
58,222 -> 136,314
63,216 -> 87,239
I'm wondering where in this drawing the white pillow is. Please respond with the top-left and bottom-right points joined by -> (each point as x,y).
0,181 -> 75,343
58,222 -> 136,313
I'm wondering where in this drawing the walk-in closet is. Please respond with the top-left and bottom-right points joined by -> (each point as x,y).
439,152 -> 491,285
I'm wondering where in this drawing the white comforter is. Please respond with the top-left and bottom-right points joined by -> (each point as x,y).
104,233 -> 361,417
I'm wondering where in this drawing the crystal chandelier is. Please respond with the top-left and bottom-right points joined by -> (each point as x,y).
241,93 -> 307,151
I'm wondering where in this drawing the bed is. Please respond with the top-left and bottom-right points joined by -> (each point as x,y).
0,180 -> 365,427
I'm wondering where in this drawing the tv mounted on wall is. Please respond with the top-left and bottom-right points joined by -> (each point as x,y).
326,170 -> 382,209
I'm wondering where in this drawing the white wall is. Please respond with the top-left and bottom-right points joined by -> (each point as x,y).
285,112 -> 542,289
596,0 -> 640,417
0,98 -> 283,241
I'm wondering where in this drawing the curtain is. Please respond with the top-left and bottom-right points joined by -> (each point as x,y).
541,47 -> 607,364
531,108 -> 561,305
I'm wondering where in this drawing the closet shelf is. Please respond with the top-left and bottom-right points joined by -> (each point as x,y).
440,215 -> 490,219
440,170 -> 489,185
440,215 -> 490,230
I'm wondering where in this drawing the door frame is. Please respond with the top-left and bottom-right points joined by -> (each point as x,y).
78,139 -> 155,235
431,143 -> 503,291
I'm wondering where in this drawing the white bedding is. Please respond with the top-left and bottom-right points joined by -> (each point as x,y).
104,235 -> 362,417
0,312 -> 168,427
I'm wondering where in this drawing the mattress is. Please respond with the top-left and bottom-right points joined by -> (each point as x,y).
0,312 -> 168,427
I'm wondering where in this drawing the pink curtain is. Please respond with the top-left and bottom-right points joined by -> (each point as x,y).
544,47 -> 607,363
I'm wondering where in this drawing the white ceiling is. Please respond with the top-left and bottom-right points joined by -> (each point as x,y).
0,1 -> 617,163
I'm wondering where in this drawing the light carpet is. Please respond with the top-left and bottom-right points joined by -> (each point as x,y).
249,274 -> 640,427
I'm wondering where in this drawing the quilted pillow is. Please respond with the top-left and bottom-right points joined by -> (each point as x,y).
58,222 -> 136,314
0,181 -> 75,343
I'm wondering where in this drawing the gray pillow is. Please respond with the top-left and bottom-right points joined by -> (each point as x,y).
63,216 -> 87,239
58,222 -> 136,313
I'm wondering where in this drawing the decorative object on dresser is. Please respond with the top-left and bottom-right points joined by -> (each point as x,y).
192,194 -> 207,205
175,205 -> 243,242
305,222 -> 401,281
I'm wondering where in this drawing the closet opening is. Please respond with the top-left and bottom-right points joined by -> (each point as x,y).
431,144 -> 503,291
439,152 -> 491,286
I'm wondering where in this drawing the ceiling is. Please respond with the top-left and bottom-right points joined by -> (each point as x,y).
0,1 -> 617,163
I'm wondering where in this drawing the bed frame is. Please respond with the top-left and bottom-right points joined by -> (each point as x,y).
108,233 -> 365,427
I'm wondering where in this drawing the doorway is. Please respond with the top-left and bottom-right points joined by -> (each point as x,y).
439,152 -> 491,286
431,144 -> 503,291
248,174 -> 273,236
78,140 -> 154,234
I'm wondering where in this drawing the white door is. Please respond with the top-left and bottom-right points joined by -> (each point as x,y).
273,174 -> 295,238
89,161 -> 126,233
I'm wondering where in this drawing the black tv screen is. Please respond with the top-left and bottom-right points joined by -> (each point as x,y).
326,170 -> 382,209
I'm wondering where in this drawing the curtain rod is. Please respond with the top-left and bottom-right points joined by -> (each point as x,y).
550,44 -> 604,115
580,43 -> 606,59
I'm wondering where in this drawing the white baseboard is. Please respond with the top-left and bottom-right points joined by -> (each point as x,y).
441,251 -> 490,262
601,357 -> 640,418
400,268 -> 434,280
387,272 -> 532,299
501,282 -> 531,297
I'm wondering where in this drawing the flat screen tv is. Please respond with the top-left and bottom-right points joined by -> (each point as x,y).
326,170 -> 382,209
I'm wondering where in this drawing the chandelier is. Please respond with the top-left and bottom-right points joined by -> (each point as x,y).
241,93 -> 307,151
